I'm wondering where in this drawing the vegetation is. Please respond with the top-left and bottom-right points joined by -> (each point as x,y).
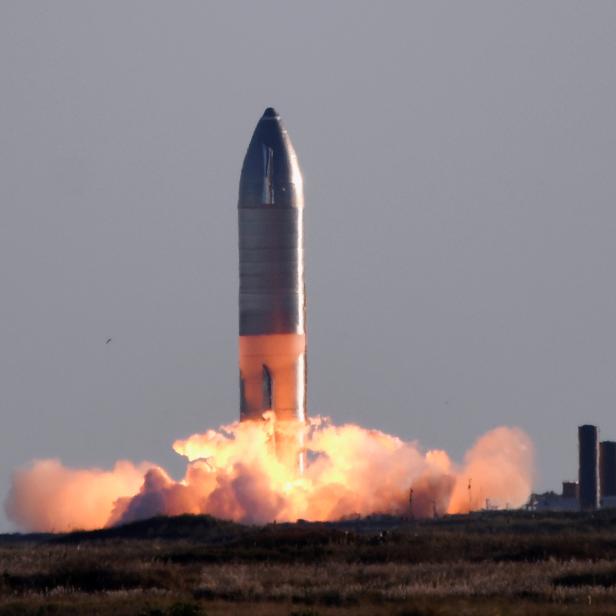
2,511 -> 616,614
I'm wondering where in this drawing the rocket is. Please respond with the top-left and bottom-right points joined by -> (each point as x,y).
237,107 -> 307,462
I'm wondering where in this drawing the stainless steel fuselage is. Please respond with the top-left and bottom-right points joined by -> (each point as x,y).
238,108 -> 306,433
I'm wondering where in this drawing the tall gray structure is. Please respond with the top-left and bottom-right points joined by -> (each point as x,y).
237,108 -> 306,463
578,425 -> 599,511
600,441 -> 616,504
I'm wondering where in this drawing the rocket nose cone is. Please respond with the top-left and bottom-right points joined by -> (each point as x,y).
262,107 -> 279,119
238,108 -> 303,208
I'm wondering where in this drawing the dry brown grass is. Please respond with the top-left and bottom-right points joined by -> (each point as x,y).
3,512 -> 616,614
194,560 -> 616,603
2,552 -> 616,615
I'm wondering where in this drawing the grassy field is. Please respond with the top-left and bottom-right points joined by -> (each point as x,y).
2,511 -> 616,615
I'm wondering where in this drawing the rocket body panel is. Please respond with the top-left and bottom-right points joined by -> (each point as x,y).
238,333 -> 306,422
239,207 -> 304,334
238,108 -> 307,429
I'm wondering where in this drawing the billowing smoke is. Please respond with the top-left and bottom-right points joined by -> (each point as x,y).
5,415 -> 533,532
5,459 -> 150,533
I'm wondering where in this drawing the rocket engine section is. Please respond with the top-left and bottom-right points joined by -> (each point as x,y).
238,108 -> 306,464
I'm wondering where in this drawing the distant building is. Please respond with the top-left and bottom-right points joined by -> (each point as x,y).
579,425 -> 599,511
528,482 -> 578,512
540,428 -> 616,512
562,481 -> 578,500
600,441 -> 616,509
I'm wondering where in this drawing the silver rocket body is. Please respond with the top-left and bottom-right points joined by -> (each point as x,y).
238,108 -> 307,436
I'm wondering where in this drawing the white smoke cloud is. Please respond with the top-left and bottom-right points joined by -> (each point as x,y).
5,415 -> 534,532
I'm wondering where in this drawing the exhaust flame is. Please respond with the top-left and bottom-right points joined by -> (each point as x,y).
5,415 -> 533,532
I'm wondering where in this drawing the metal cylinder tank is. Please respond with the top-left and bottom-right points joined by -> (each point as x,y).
600,441 -> 616,501
237,107 -> 306,466
578,425 -> 599,511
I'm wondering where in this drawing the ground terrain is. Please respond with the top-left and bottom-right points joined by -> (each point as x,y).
2,511 -> 616,615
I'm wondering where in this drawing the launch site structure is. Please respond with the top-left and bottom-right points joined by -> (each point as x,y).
579,424 -> 599,511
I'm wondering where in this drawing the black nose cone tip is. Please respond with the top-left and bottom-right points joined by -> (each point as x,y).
263,107 -> 279,119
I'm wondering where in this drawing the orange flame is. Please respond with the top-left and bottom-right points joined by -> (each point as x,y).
5,415 -> 533,532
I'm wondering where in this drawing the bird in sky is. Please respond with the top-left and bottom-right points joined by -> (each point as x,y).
105,338 -> 112,344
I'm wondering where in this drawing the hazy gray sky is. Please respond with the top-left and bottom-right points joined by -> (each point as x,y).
1,1 -> 615,530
